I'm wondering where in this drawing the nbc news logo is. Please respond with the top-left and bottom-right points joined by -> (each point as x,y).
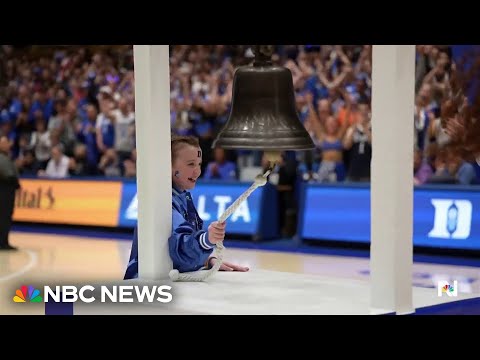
437,281 -> 458,297
12,284 -> 172,303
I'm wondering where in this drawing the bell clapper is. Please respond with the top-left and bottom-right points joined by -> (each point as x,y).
263,150 -> 282,173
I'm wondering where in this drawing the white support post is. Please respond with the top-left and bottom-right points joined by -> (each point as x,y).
133,45 -> 172,280
370,45 -> 416,314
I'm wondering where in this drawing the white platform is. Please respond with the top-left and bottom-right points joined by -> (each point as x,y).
73,269 -> 477,315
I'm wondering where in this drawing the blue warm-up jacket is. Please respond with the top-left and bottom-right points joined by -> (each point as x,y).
124,185 -> 215,279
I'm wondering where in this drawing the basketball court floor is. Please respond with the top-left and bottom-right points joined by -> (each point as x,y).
1,230 -> 479,315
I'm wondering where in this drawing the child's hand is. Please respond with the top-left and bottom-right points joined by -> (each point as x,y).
208,257 -> 249,272
207,221 -> 226,244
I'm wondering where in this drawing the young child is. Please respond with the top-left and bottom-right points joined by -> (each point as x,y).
124,135 -> 248,279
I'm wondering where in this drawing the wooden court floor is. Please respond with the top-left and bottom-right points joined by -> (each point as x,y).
1,231 -> 479,315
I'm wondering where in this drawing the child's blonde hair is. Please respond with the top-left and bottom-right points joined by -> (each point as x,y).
171,135 -> 200,162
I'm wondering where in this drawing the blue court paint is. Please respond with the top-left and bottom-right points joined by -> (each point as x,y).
45,293 -> 73,315
12,224 -> 134,241
414,297 -> 480,315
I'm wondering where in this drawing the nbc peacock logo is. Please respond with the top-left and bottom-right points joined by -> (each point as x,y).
13,285 -> 43,303
437,280 -> 458,297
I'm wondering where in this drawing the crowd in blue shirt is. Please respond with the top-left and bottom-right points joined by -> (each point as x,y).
0,45 -> 478,185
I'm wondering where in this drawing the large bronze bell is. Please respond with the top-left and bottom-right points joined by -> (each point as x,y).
212,45 -> 315,151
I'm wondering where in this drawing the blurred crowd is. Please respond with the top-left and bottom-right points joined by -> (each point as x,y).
0,45 -> 136,179
0,44 -> 479,187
